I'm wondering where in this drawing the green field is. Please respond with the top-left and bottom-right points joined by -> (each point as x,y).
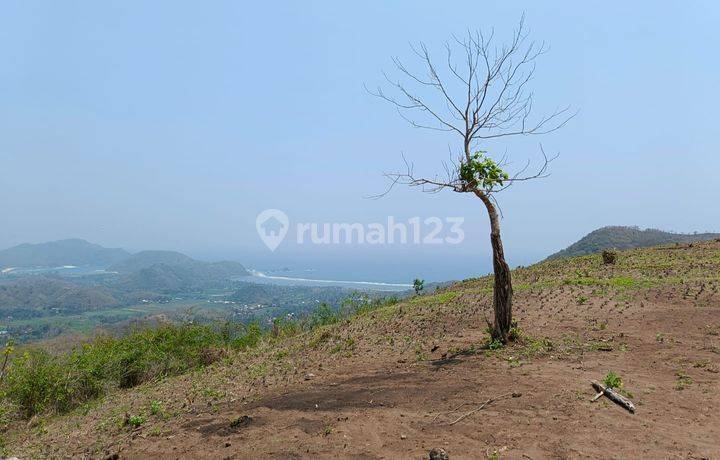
1,298 -> 241,342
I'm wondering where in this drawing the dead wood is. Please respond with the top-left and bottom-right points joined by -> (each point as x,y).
591,380 -> 635,413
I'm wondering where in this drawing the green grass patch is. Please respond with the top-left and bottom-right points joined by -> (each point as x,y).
603,371 -> 623,389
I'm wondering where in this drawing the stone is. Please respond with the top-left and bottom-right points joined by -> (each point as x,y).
429,447 -> 449,460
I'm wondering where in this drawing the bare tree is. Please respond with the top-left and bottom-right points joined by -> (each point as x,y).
368,17 -> 573,342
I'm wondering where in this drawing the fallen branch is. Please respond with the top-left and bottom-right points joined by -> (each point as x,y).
448,392 -> 520,425
431,401 -> 475,423
590,380 -> 635,413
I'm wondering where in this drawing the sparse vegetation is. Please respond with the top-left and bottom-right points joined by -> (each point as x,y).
0,295 -> 401,421
675,371 -> 693,390
0,324 -> 235,418
3,240 -> 720,457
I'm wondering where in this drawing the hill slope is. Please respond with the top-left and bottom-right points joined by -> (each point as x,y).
107,250 -> 196,273
0,277 -> 120,315
109,250 -> 249,282
548,225 -> 720,259
5,241 -> 720,459
0,239 -> 130,269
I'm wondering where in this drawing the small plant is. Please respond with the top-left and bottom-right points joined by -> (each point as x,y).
602,249 -> 618,265
589,342 -> 613,352
413,278 -> 425,295
508,326 -> 522,341
488,339 -> 504,350
603,371 -> 623,389
150,400 -> 163,416
675,371 -> 692,390
274,350 -> 288,360
577,295 -> 588,305
414,343 -> 428,361
323,425 -> 333,436
127,414 -> 146,428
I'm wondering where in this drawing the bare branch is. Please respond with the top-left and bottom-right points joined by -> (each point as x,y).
368,15 -> 573,200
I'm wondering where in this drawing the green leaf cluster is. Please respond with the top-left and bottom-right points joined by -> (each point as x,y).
459,151 -> 509,191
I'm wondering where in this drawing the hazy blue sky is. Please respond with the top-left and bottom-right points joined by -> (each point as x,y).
1,1 -> 718,281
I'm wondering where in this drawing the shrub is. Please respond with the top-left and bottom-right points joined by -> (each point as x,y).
413,278 -> 424,295
2,324 -> 229,418
307,303 -> 340,328
150,400 -> 163,416
127,414 -> 146,427
3,348 -> 62,418
603,371 -> 623,389
602,249 -> 618,265
232,321 -> 263,350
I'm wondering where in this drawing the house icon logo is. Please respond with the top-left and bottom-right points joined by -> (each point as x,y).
256,209 -> 289,251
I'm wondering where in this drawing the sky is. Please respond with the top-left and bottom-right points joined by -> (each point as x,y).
1,1 -> 719,282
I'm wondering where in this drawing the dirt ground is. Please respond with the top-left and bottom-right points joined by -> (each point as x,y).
8,243 -> 720,459
122,305 -> 720,459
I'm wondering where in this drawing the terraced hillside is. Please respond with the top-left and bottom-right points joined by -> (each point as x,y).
4,241 -> 720,459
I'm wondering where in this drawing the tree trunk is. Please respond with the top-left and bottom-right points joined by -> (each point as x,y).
476,192 -> 513,342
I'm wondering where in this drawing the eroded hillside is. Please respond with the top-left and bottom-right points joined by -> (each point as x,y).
5,241 -> 720,459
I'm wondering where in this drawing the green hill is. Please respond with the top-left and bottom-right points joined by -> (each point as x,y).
0,239 -> 130,269
109,251 -> 249,291
0,277 -> 120,316
547,226 -> 720,260
107,251 -> 196,273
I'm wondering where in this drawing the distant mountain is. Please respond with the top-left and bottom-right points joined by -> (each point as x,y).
108,250 -> 195,273
109,250 -> 249,292
0,239 -> 130,269
548,226 -> 720,260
